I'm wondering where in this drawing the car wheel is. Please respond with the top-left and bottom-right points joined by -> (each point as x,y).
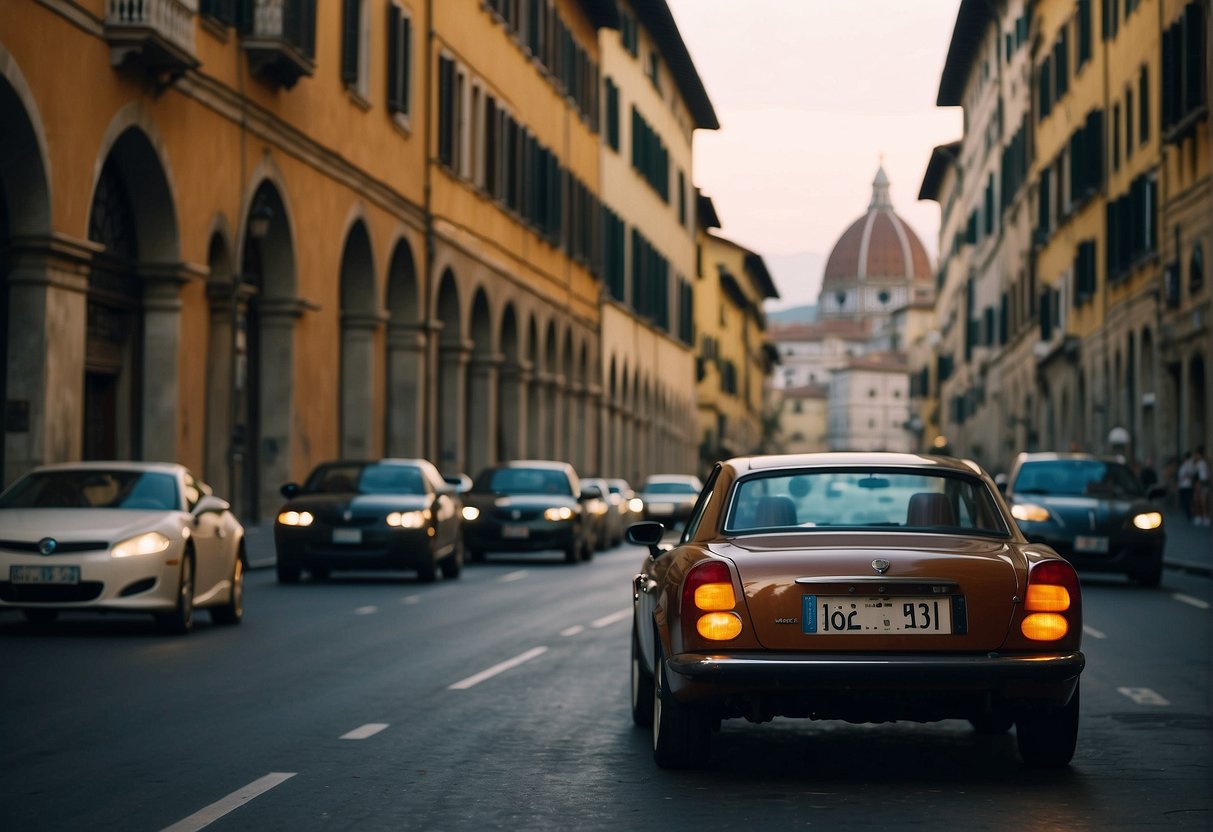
1133,555 -> 1163,588
441,538 -> 463,580
276,561 -> 301,584
467,546 -> 485,563
564,540 -> 580,564
1016,681 -> 1080,768
309,567 -> 330,581
22,608 -> 59,626
652,645 -> 711,769
416,556 -> 438,583
969,711 -> 1014,734
581,537 -> 594,562
156,554 -> 195,635
630,621 -> 655,727
210,554 -> 244,626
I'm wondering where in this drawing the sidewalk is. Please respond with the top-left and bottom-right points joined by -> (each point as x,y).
1163,508 -> 1213,577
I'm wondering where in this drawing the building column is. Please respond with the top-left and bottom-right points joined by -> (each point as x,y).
340,310 -> 386,459
500,360 -> 531,461
529,371 -> 551,459
385,322 -> 429,458
466,352 -> 502,475
3,234 -> 94,485
256,297 -> 306,523
438,338 -> 471,473
141,264 -> 203,463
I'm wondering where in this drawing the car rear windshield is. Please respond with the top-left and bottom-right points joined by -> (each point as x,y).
474,467 -> 573,496
0,470 -> 180,510
722,469 -> 1010,536
1012,460 -> 1142,498
643,482 -> 698,495
304,463 -> 427,495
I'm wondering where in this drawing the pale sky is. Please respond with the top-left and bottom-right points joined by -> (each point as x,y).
664,0 -> 965,310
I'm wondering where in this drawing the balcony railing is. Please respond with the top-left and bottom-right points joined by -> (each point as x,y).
105,0 -> 199,78
242,0 -> 317,89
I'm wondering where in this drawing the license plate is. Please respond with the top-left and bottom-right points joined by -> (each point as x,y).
648,503 -> 673,515
1074,535 -> 1108,553
332,528 -> 362,544
10,565 -> 80,585
502,525 -> 530,539
803,595 -> 952,634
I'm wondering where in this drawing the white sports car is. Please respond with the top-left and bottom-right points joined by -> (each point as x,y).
0,461 -> 245,634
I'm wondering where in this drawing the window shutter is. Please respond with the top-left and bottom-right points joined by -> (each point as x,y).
386,5 -> 401,111
438,56 -> 454,166
342,0 -> 360,85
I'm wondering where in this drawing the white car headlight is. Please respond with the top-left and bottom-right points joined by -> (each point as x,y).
387,510 -> 428,528
544,506 -> 574,521
112,531 -> 172,558
277,510 -> 314,527
1132,511 -> 1163,530
1010,503 -> 1051,523
462,506 -> 481,521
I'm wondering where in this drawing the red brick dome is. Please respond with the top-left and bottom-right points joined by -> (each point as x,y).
822,167 -> 932,287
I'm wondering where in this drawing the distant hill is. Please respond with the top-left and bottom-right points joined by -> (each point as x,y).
766,304 -> 818,325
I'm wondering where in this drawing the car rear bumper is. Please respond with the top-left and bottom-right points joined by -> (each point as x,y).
665,650 -> 1084,719
464,524 -> 577,552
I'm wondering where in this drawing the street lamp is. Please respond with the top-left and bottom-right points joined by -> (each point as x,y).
248,194 -> 273,242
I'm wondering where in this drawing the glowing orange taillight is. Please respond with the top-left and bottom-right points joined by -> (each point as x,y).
1025,583 -> 1070,612
1022,613 -> 1069,640
694,582 -> 736,610
1021,560 -> 1080,641
683,560 -> 742,641
697,612 -> 743,640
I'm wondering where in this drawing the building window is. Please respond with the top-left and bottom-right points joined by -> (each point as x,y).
1191,244 -> 1204,293
604,76 -> 620,151
387,4 -> 413,121
1139,66 -> 1150,144
341,0 -> 370,98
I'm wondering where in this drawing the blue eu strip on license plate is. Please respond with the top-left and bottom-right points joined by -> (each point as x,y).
803,595 -> 818,633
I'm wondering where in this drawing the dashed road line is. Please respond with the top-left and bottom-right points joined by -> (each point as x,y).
1082,625 -> 1107,639
402,595 -> 422,605
354,606 -> 378,615
449,646 -> 549,690
499,570 -> 529,583
160,772 -> 296,832
1173,593 -> 1210,610
591,608 -> 632,628
340,723 -> 389,740
561,625 -> 585,637
1117,687 -> 1171,706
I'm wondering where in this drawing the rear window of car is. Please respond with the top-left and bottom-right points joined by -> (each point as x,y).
474,467 -> 573,496
722,469 -> 1010,536
1012,460 -> 1142,498
0,470 -> 180,510
643,481 -> 699,495
303,463 -> 427,495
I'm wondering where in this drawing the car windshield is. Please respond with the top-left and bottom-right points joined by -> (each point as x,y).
1012,460 -> 1142,499
0,470 -> 180,510
723,469 -> 1010,536
304,463 -> 427,495
474,467 -> 573,496
644,482 -> 698,495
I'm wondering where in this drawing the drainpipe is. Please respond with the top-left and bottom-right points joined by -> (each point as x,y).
423,0 -> 435,462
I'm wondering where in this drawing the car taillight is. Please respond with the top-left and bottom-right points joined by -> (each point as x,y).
1021,560 -> 1080,641
683,560 -> 741,641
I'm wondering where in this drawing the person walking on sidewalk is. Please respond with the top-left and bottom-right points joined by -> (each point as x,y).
1177,451 -> 1195,520
1192,446 -> 1210,527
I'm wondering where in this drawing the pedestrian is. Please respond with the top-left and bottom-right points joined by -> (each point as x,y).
1139,458 -> 1159,491
1177,451 -> 1195,520
1192,446 -> 1210,527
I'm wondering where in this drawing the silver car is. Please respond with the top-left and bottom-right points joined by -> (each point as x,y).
0,462 -> 245,634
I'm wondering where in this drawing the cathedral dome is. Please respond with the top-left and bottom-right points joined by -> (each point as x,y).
821,166 -> 932,288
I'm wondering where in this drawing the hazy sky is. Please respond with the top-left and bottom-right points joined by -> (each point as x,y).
664,0 -> 964,310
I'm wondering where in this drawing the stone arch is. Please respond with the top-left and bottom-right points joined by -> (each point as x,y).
384,235 -> 423,456
561,328 -> 574,467
0,49 -> 54,484
203,219 -> 242,498
435,269 -> 465,472
339,218 -> 379,458
498,303 -> 525,461
527,314 -> 543,459
465,288 -> 496,474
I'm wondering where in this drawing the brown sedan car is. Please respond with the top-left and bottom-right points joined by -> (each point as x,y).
628,453 -> 1085,769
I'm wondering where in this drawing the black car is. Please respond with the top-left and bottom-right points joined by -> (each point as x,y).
274,459 -> 464,583
1001,452 -> 1166,586
461,461 -> 595,563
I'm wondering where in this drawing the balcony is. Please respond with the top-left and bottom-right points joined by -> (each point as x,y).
242,0 -> 317,89
105,0 -> 200,79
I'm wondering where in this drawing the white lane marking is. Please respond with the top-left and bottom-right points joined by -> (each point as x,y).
499,570 -> 528,583
1083,625 -> 1107,639
561,625 -> 585,637
591,608 -> 632,629
354,606 -> 378,615
340,723 -> 389,740
1118,687 -> 1171,706
160,772 -> 296,832
402,595 -> 422,605
1173,593 -> 1211,610
449,646 -> 549,690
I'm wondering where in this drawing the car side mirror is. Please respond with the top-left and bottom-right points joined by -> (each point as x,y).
280,482 -> 300,499
627,521 -> 666,557
193,495 -> 230,517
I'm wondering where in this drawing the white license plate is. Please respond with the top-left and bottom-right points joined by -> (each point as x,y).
11,565 -> 80,585
1074,536 -> 1108,553
648,503 -> 674,515
502,525 -> 530,539
804,595 -> 952,634
332,528 -> 362,544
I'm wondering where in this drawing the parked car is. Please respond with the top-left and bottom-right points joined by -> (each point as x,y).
636,473 -> 704,526
0,461 -> 245,634
608,478 -> 643,529
443,473 -> 473,494
1001,451 -> 1166,586
628,452 -> 1084,770
580,477 -> 616,550
274,458 -> 464,583
461,461 -> 595,563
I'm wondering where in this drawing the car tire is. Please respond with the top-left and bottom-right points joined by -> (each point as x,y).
1133,555 -> 1163,588
22,608 -> 59,626
652,646 -> 711,769
630,622 -> 655,728
276,561 -> 301,583
564,540 -> 580,564
309,567 -> 330,582
467,546 -> 485,564
416,557 -> 438,583
1016,681 -> 1080,768
210,554 -> 244,626
969,711 -> 1014,734
156,554 -> 195,635
441,539 -> 464,580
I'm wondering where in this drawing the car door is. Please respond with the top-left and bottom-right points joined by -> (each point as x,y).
184,473 -> 227,597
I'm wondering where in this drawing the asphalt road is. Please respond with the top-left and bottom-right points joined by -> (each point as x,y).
1,541 -> 1210,831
